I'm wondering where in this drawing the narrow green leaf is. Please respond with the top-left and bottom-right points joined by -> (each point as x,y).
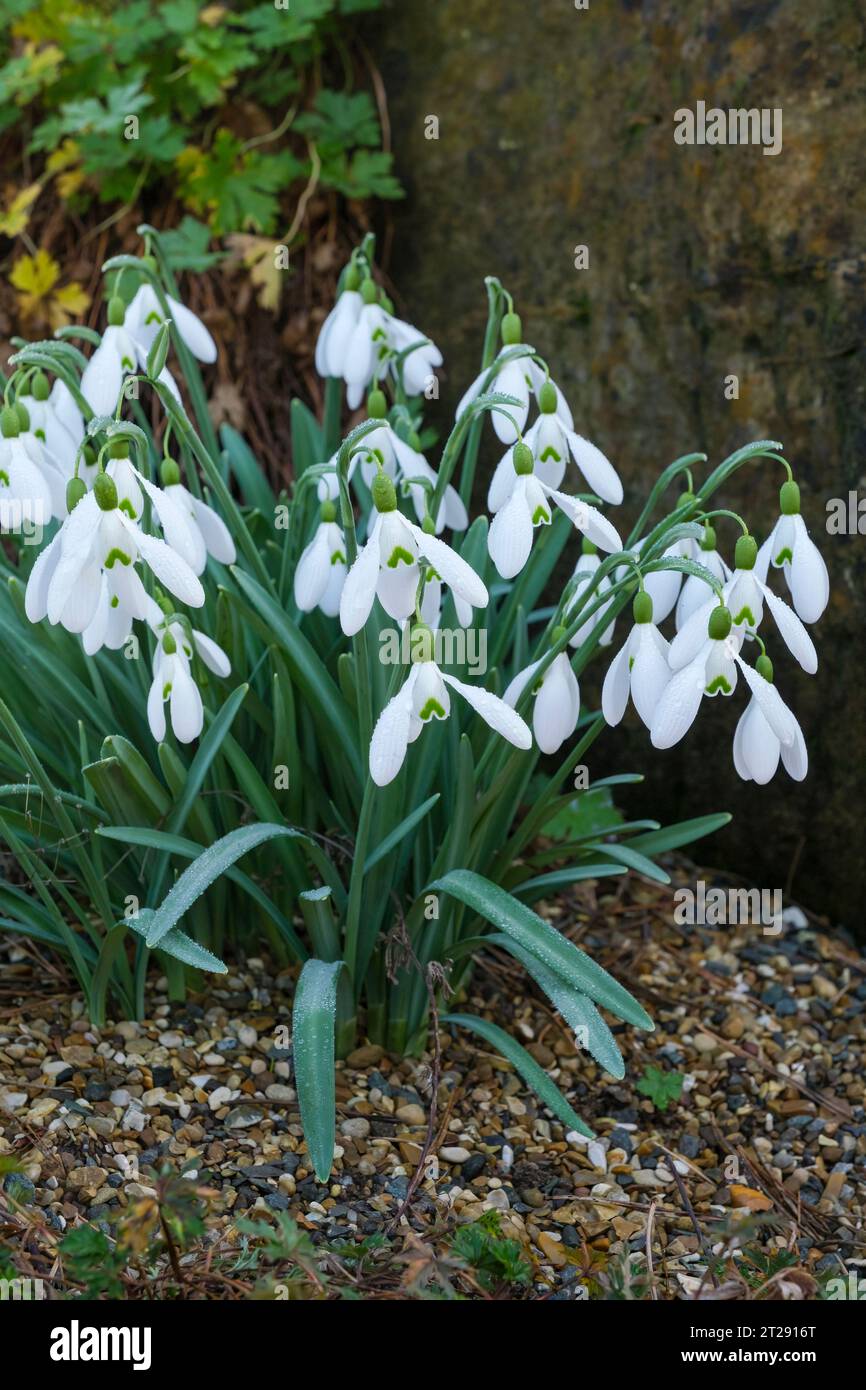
626,813 -> 732,856
294,959 -> 343,1181
364,794 -> 440,872
442,1013 -> 593,1137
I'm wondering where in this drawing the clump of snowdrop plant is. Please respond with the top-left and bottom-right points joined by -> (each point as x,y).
0,229 -> 826,1181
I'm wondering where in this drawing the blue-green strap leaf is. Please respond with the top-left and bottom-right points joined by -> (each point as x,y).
294,959 -> 344,1182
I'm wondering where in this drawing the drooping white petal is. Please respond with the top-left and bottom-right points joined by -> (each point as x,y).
601,639 -> 632,728
409,521 -> 488,610
533,654 -> 580,754
24,530 -> 62,622
491,357 -> 530,444
629,623 -> 671,728
734,658 -> 798,746
502,658 -> 542,710
147,673 -> 167,743
546,488 -> 622,553
167,293 -> 217,363
369,669 -> 418,787
668,595 -> 715,670
759,583 -> 818,674
127,522 -> 205,607
190,495 -> 236,564
46,492 -> 100,623
376,560 -> 418,621
442,671 -> 533,749
780,717 -> 808,781
192,630 -> 231,677
740,699 -> 781,785
339,516 -> 383,635
58,561 -> 103,633
650,653 -> 708,749
732,706 -> 752,781
135,470 -> 204,572
566,431 -> 623,505
487,447 -> 518,514
170,661 -> 204,743
788,516 -> 829,623
488,477 -> 533,578
294,525 -> 333,612
80,333 -> 124,418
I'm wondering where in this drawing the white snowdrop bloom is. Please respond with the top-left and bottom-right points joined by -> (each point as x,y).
146,612 -> 231,745
369,629 -> 531,786
0,406 -> 62,524
488,442 -> 621,580
676,536 -> 730,631
602,592 -> 671,730
81,294 -> 181,418
24,470 -> 204,637
504,646 -> 580,755
355,398 -> 467,534
386,314 -> 443,398
670,534 -> 817,676
49,379 -> 85,448
650,605 -> 744,749
17,373 -> 80,476
419,573 -> 474,630
526,379 -> 622,504
316,283 -> 363,380
732,653 -> 808,785
158,459 -> 236,572
339,473 -> 487,635
294,503 -> 347,617
756,479 -> 829,624
342,294 -> 391,409
126,282 -> 217,365
566,545 -> 616,650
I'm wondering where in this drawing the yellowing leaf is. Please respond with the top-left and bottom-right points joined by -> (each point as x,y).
10,249 -> 59,298
0,182 -> 41,237
227,233 -> 286,312
57,168 -> 86,199
46,139 -> 81,173
200,5 -> 226,26
50,280 -> 91,326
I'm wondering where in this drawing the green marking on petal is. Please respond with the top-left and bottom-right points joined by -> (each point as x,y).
628,655 -> 635,671
531,505 -> 551,526
145,311 -> 162,326
539,446 -> 561,463
119,498 -> 137,519
418,697 -> 447,721
121,356 -> 135,371
35,428 -> 46,442
104,547 -> 131,569
731,605 -> 757,627
110,596 -> 119,609
773,547 -> 793,566
162,682 -> 172,699
330,550 -> 346,566
0,471 -> 8,487
386,545 -> 415,569
705,675 -> 733,695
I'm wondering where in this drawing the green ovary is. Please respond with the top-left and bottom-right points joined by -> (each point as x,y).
386,546 -> 415,569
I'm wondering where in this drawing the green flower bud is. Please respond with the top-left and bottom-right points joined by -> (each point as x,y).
32,371 -> 50,402
108,438 -> 129,460
15,402 -> 30,432
501,311 -> 522,345
66,477 -> 87,513
146,321 -> 170,380
552,624 -> 567,644
93,472 -> 118,512
421,514 -> 436,535
371,471 -> 397,513
756,653 -> 774,682
678,489 -> 696,509
360,277 -> 378,306
320,499 -> 337,523
633,590 -> 653,624
367,388 -> 387,419
410,622 -> 435,664
160,457 -> 181,487
82,444 -> 97,468
0,406 -> 20,438
780,479 -> 800,515
699,524 -> 717,551
581,537 -> 598,555
707,604 -> 732,641
538,381 -> 557,414
344,262 -> 362,293
513,441 -> 534,476
379,292 -> 394,314
141,255 -> 158,275
162,631 -> 177,655
107,296 -> 126,327
734,533 -> 758,571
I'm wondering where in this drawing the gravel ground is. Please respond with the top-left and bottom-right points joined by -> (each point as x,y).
1,868 -> 864,1300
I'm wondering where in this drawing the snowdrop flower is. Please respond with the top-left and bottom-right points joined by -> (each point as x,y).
676,525 -> 729,630
16,372 -> 80,477
488,441 -> 622,580
651,605 -> 745,748
456,310 -> 555,445
507,379 -> 623,505
126,282 -> 217,365
316,274 -> 364,381
294,501 -> 347,617
733,652 -> 808,785
340,473 -> 487,635
80,295 -> 181,418
158,458 -> 236,572
25,466 -> 204,637
0,404 -> 63,523
355,392 -> 467,534
670,534 -> 817,676
504,637 -> 580,754
146,608 -> 231,745
602,591 -> 671,730
566,543 -> 616,650
369,625 -> 531,786
387,314 -> 443,397
419,573 -> 474,630
756,479 -> 829,623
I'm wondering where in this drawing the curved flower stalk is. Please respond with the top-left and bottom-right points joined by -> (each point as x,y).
146,604 -> 231,745
488,441 -> 622,580
455,308 -> 565,446
756,478 -> 829,623
352,391 -> 467,534
675,524 -> 729,629
315,264 -> 442,407
294,500 -> 347,617
370,624 -> 531,786
339,472 -> 487,633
